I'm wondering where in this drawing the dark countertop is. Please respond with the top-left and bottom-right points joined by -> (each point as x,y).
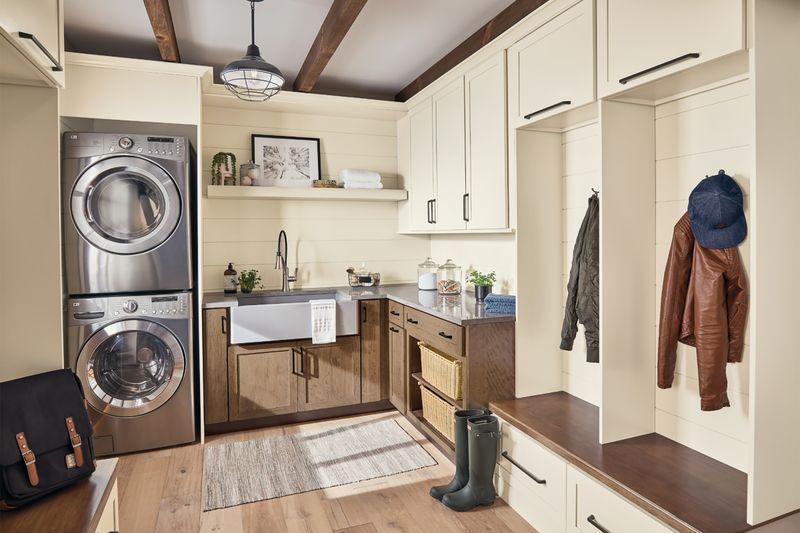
203,283 -> 515,326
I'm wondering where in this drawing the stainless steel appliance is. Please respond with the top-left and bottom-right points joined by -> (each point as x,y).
66,292 -> 195,455
62,133 -> 192,295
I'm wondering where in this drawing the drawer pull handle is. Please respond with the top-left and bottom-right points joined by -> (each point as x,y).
390,310 -> 401,316
501,451 -> 546,485
18,32 -> 63,71
619,52 -> 700,85
407,318 -> 419,325
524,100 -> 571,120
438,331 -> 453,340
389,326 -> 400,333
587,515 -> 612,533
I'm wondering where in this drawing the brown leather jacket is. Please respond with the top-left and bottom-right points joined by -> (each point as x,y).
657,213 -> 748,411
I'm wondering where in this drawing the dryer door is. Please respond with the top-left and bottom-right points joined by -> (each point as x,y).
78,319 -> 186,417
71,155 -> 182,255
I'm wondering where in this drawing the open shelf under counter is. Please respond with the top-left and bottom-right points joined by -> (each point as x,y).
490,392 -> 749,533
411,372 -> 464,409
408,408 -> 455,460
206,185 -> 408,202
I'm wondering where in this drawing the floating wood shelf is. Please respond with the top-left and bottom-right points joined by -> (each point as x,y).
206,185 -> 408,202
411,372 -> 464,409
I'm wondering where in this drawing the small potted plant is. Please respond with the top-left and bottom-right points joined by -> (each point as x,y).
467,270 -> 496,302
237,269 -> 262,294
211,152 -> 237,186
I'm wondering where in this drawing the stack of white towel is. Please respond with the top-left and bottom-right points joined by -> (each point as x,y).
339,169 -> 383,189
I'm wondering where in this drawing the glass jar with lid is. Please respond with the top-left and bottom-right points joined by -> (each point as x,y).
239,161 -> 261,186
437,259 -> 462,295
417,257 -> 439,290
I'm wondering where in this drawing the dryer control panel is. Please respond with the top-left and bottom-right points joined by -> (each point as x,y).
68,292 -> 191,325
63,132 -> 188,162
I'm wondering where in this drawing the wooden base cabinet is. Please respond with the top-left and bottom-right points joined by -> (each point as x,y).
298,336 -> 361,412
202,308 -> 229,424
228,342 -> 299,421
388,323 -> 406,413
360,299 -> 388,403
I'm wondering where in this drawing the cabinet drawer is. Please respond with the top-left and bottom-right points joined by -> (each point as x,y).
404,307 -> 463,357
568,466 -> 674,533
498,418 -> 567,515
388,300 -> 404,325
496,463 -> 565,533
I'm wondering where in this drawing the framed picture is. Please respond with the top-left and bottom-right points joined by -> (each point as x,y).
251,134 -> 321,187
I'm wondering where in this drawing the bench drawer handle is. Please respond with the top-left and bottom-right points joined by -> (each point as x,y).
501,451 -> 546,485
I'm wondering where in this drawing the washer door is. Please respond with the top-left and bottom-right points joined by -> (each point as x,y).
78,320 -> 186,417
71,156 -> 181,255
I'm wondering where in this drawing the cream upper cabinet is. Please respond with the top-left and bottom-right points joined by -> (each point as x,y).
432,77 -> 467,231
465,52 -> 507,230
597,0 -> 745,96
406,99 -> 436,231
0,0 -> 64,87
508,0 -> 594,127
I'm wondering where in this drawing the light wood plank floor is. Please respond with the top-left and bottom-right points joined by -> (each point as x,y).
116,411 -> 536,532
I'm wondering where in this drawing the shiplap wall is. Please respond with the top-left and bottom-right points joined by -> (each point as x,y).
429,234 -> 516,294
561,123 -> 602,406
202,105 -> 428,291
653,80 -> 752,472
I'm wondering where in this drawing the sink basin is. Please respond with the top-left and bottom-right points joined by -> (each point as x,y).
230,289 -> 358,344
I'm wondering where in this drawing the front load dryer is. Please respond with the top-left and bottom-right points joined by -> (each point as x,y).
62,132 -> 192,295
66,292 -> 196,455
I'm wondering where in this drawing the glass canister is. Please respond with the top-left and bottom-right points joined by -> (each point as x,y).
239,161 -> 261,186
437,259 -> 462,295
417,257 -> 439,290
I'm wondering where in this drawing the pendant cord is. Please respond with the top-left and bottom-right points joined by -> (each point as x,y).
250,1 -> 256,47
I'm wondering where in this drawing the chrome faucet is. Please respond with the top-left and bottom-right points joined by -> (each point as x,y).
275,230 -> 297,292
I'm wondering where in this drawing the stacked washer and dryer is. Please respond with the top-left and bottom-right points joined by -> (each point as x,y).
62,133 -> 196,456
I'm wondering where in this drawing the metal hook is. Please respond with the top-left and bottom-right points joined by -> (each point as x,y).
591,188 -> 599,196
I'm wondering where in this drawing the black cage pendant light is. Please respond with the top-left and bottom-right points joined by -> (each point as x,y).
221,0 -> 285,102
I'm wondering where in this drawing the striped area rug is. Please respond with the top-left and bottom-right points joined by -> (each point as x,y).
202,419 -> 437,511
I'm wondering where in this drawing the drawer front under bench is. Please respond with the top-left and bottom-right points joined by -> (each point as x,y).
403,306 -> 463,357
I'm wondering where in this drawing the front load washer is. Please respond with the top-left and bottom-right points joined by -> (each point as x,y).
62,132 -> 193,295
66,292 -> 195,456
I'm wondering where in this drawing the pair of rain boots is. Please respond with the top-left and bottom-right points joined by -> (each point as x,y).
430,409 -> 500,512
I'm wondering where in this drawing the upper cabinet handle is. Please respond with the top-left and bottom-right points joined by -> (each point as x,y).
619,52 -> 700,85
587,515 -> 612,533
524,100 -> 571,120
18,32 -> 63,72
501,451 -> 546,485
462,193 -> 469,222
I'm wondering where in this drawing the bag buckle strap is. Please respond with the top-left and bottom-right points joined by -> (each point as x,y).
65,416 -> 84,468
15,432 -> 39,486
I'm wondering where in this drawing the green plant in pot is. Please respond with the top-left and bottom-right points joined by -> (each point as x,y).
211,152 -> 237,186
468,270 -> 496,302
237,269 -> 262,294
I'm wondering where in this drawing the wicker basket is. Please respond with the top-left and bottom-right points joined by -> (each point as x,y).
419,342 -> 463,400
420,385 -> 457,442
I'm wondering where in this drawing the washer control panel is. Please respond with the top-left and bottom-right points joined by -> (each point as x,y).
103,134 -> 186,161
68,292 -> 191,325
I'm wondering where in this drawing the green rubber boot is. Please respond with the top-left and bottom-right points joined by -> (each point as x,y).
442,415 -> 499,512
429,409 -> 488,501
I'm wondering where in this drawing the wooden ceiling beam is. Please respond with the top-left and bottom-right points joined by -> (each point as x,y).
143,0 -> 181,62
293,0 -> 368,93
395,0 -> 548,102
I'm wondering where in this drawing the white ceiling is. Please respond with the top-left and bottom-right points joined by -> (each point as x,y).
64,0 -> 517,100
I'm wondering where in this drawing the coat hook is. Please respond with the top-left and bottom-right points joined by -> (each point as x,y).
591,188 -> 599,195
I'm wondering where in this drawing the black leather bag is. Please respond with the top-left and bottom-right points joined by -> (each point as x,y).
0,369 -> 96,509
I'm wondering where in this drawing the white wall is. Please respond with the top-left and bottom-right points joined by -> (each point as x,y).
202,103 -> 428,291
653,80 -> 752,472
429,234 -> 516,294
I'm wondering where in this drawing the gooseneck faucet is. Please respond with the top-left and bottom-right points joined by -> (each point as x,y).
275,230 -> 297,292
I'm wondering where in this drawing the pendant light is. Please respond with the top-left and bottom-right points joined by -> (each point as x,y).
221,0 -> 285,102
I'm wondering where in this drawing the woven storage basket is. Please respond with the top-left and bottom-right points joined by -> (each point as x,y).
420,384 -> 457,442
419,342 -> 463,400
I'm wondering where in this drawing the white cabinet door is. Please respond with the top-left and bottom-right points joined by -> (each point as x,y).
407,99 -> 436,231
508,0 -> 594,127
465,52 -> 507,230
432,77 -> 467,231
599,0 -> 745,95
0,0 -> 64,87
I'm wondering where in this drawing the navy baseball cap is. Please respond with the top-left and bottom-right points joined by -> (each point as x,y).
688,170 -> 747,249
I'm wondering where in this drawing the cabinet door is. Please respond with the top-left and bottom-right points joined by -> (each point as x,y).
388,324 -> 407,413
433,77 -> 467,231
360,300 -> 388,403
228,342 -> 299,421
298,336 -> 361,412
599,0 -> 745,95
465,52 -> 508,230
509,0 -> 594,126
407,100 -> 436,231
0,0 -> 64,87
203,309 -> 229,424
